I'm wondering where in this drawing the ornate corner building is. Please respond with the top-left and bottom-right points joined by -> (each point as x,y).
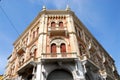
4,6 -> 120,80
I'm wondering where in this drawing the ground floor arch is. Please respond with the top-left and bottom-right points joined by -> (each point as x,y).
47,69 -> 73,80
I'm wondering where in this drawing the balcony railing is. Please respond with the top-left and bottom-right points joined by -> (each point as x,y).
48,26 -> 67,31
48,26 -> 68,36
16,46 -> 25,54
10,56 -> 17,63
81,54 -> 100,71
18,55 -> 37,71
105,66 -> 114,79
41,52 -> 77,62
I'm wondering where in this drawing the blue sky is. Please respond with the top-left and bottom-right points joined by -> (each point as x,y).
0,0 -> 120,75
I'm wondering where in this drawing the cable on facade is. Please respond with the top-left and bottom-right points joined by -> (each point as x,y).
0,4 -> 20,37
0,1 -> 27,52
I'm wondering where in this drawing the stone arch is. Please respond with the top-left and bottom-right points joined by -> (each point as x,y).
29,45 -> 37,58
44,63 -> 77,80
50,37 -> 68,45
50,38 -> 66,46
30,45 -> 37,53
47,69 -> 73,80
50,38 -> 68,53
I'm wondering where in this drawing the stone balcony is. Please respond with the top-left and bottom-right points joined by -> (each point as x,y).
41,52 -> 77,63
16,46 -> 26,55
80,54 -> 100,72
105,67 -> 114,80
48,26 -> 68,36
17,55 -> 37,74
10,56 -> 17,63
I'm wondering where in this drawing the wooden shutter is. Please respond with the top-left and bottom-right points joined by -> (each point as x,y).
59,22 -> 63,27
51,44 -> 57,57
60,43 -> 66,57
51,22 -> 56,28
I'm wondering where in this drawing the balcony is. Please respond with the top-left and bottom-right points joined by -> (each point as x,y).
10,56 -> 17,63
41,52 -> 77,63
105,66 -> 114,79
4,74 -> 11,80
48,26 -> 68,36
16,46 -> 26,55
17,55 -> 37,74
81,54 -> 100,72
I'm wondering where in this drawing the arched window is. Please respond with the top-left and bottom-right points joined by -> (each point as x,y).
51,43 -> 56,53
51,22 -> 56,28
34,49 -> 37,59
60,43 -> 66,57
33,31 -> 35,38
79,44 -> 85,56
30,45 -> 37,59
51,43 -> 57,57
37,27 -> 39,35
60,43 -> 66,52
59,22 -> 63,27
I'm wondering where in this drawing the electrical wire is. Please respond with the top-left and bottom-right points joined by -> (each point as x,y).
0,5 -> 20,37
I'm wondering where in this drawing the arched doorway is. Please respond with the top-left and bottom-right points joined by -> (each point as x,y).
47,69 -> 73,80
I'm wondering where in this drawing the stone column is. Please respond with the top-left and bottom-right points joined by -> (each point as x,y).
32,66 -> 36,80
36,62 -> 42,80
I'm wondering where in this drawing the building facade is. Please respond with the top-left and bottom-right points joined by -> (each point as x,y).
4,6 -> 119,80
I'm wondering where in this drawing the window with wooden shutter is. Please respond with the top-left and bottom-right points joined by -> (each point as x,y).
59,22 -> 63,28
51,43 -> 57,57
60,43 -> 66,57
51,22 -> 56,28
